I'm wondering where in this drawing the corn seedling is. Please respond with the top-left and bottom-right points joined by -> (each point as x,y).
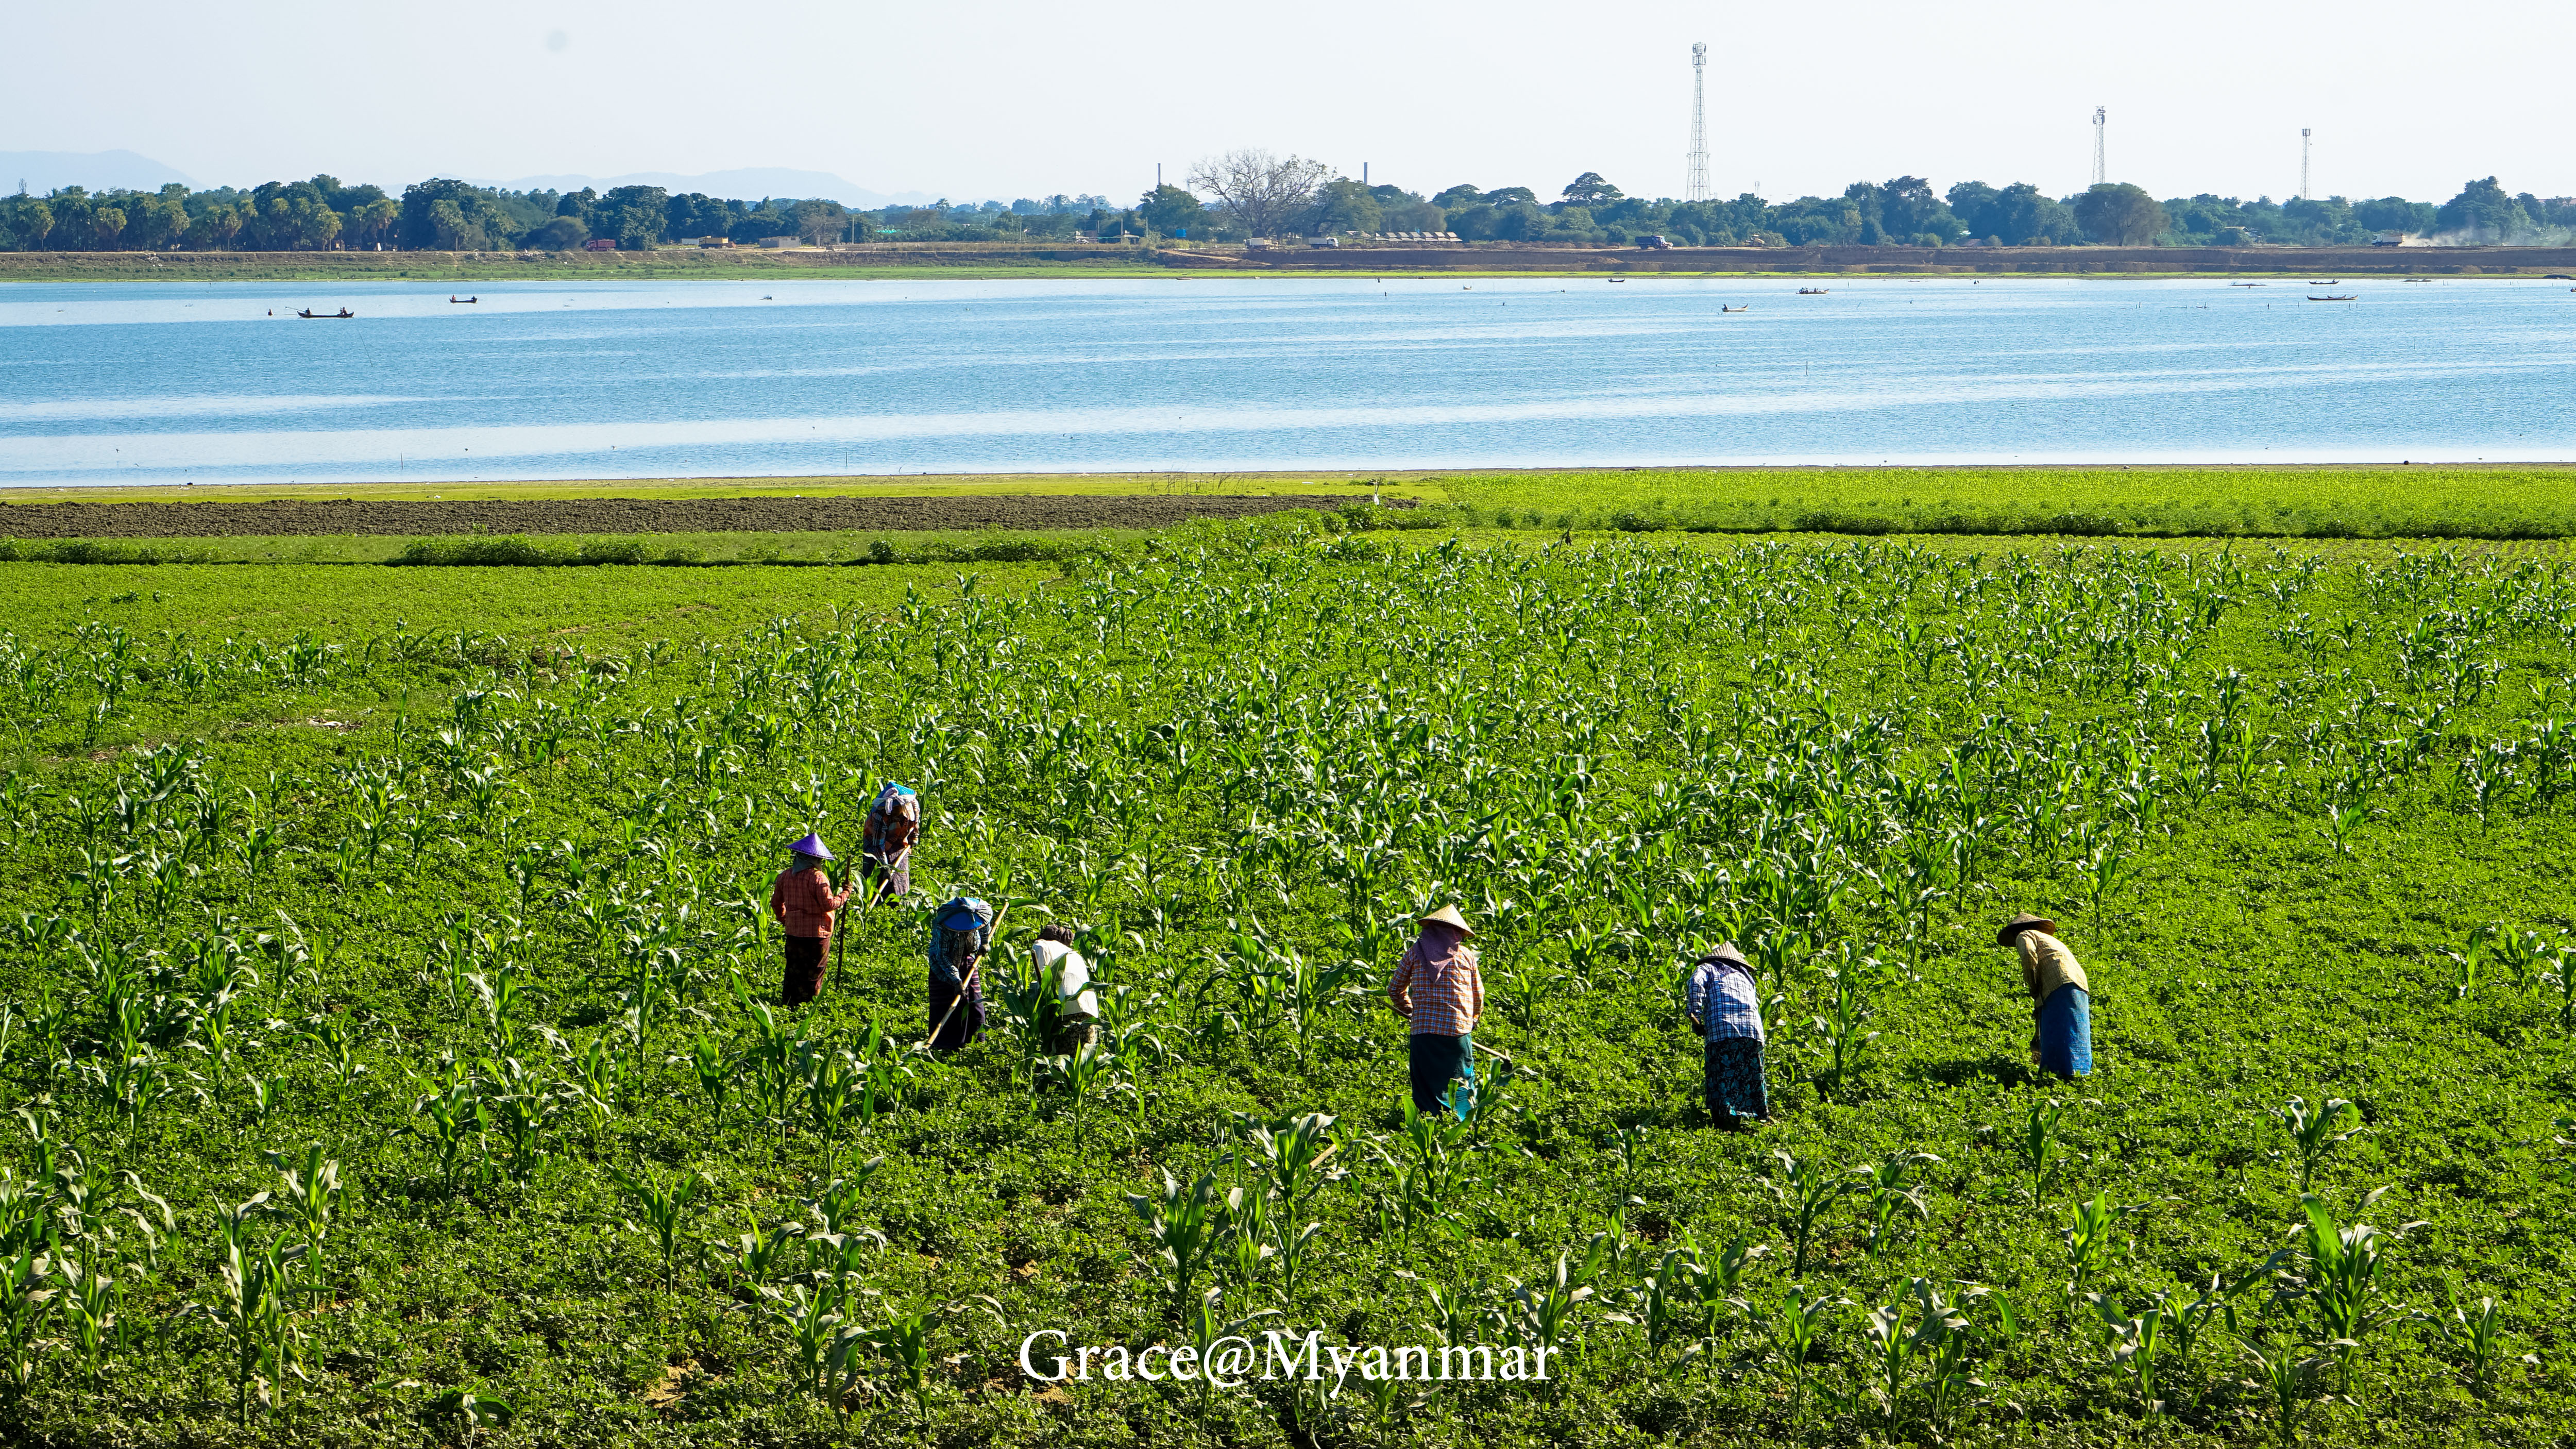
1767,1149 -> 1857,1277
2015,1098 -> 2069,1205
1861,1150 -> 1939,1260
2419,1277 -> 2524,1397
2238,1335 -> 2325,1449
1124,1168 -> 1222,1318
611,1161 -> 709,1290
2282,1190 -> 2408,1393
2275,1097 -> 2364,1193
1763,1288 -> 1840,1426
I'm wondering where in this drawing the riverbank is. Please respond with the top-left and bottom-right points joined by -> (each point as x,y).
8,242 -> 2575,282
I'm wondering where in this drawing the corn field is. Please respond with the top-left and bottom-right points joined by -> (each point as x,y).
0,528 -> 2572,1445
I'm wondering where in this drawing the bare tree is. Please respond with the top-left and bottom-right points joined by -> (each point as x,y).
1187,149 -> 1329,240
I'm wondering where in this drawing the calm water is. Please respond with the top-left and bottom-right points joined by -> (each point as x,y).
2,276 -> 2572,486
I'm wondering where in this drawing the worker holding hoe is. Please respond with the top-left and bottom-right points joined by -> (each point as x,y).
926,896 -> 996,1053
769,833 -> 854,1007
1031,921 -> 1101,1053
860,781 -> 920,902
1684,941 -> 1769,1131
1388,905 -> 1484,1118
1999,913 -> 2092,1078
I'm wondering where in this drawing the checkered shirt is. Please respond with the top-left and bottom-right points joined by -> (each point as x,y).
1686,957 -> 1765,1042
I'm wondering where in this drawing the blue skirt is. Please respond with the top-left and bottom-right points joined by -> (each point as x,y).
2037,984 -> 2092,1077
1409,1033 -> 1476,1119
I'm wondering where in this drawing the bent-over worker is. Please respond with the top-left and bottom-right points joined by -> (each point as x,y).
1388,904 -> 1483,1119
1032,921 -> 1100,1053
861,781 -> 920,902
769,832 -> 854,1007
927,897 -> 994,1053
1685,941 -> 1768,1131
2000,913 -> 2092,1079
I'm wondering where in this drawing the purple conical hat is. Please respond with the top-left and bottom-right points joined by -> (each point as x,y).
789,832 -> 833,861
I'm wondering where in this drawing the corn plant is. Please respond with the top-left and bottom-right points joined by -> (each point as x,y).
2282,1191 -> 2408,1393
2275,1097 -> 2364,1193
1767,1150 -> 1856,1277
1237,1111 -> 1340,1308
1124,1168 -> 1222,1318
2088,1291 -> 2170,1413
406,1063 -> 485,1187
1861,1150 -> 1939,1260
1502,1254 -> 1589,1374
846,1295 -> 1001,1429
683,1035 -> 730,1128
2014,1098 -> 2070,1205
1860,1278 -> 1975,1430
2419,1278 -> 2523,1397
612,1162 -> 709,1291
1043,1039 -> 1125,1157
1218,1180 -> 1276,1299
1762,1288 -> 1841,1427
2238,1335 -> 2325,1449
2066,1191 -> 2138,1292
260,1144 -> 341,1301
184,1194 -> 308,1425
0,1244 -> 54,1399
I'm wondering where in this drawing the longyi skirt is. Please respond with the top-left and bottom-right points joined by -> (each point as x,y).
1703,1037 -> 1769,1130
2036,984 -> 2093,1077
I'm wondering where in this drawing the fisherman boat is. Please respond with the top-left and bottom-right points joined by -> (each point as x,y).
2308,294 -> 2357,301
296,308 -> 355,319
1722,305 -> 1749,312
1797,287 -> 1828,295
449,295 -> 478,303
2228,281 -> 2265,287
1607,276 -> 1626,282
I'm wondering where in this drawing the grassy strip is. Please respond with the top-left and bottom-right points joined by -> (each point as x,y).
11,468 -> 2576,553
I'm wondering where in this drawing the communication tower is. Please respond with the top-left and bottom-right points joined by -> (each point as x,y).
2300,129 -> 2312,200
2091,107 -> 2107,186
1686,43 -> 1711,202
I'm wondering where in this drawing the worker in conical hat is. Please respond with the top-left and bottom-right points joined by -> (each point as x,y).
1388,904 -> 1483,1119
769,832 -> 853,1007
1999,914 -> 2091,1079
1685,942 -> 1768,1131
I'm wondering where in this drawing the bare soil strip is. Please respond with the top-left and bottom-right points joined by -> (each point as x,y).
0,494 -> 1370,540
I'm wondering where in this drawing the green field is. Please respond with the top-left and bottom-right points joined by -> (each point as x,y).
2,520 -> 2574,1447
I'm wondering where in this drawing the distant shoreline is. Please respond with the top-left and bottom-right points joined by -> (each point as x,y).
6,243 -> 2575,283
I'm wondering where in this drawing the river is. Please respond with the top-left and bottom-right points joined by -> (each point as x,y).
2,275 -> 2571,486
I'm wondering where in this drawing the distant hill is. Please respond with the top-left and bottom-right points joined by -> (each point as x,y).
3,150 -> 195,195
493,167 -> 944,208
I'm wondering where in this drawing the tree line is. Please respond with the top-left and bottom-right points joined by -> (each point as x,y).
1,164 -> 2567,252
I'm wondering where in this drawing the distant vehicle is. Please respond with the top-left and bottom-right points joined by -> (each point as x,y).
1637,235 -> 1672,249
1309,236 -> 1341,248
696,237 -> 733,248
1246,238 -> 1271,249
584,238 -> 617,251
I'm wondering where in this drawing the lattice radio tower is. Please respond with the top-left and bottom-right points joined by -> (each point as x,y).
2091,107 -> 2107,186
1686,43 -> 1711,202
2300,128 -> 2312,200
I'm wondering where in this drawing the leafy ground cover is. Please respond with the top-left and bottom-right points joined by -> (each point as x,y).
1,524 -> 2573,1447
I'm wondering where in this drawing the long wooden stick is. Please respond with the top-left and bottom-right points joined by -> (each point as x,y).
920,899 -> 1010,1051
820,847 -> 909,997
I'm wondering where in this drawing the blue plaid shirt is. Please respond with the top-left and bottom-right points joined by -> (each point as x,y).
1686,957 -> 1765,1042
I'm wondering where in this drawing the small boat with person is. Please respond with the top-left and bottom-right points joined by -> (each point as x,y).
2308,294 -> 2358,301
449,295 -> 478,304
1797,287 -> 1829,295
1722,305 -> 1749,312
296,308 -> 355,319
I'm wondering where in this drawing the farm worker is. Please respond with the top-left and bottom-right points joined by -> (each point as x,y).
1999,914 -> 2092,1078
769,833 -> 853,1007
1684,942 -> 1768,1131
1031,921 -> 1100,1054
1388,905 -> 1484,1120
927,897 -> 995,1053
861,781 -> 920,903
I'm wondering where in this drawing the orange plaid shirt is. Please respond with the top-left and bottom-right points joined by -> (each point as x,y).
1388,928 -> 1483,1037
770,866 -> 853,939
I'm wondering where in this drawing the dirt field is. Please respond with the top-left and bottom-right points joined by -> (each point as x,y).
0,493 -> 1384,540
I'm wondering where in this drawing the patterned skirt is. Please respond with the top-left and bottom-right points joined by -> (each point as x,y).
2037,984 -> 2093,1077
1703,1037 -> 1769,1129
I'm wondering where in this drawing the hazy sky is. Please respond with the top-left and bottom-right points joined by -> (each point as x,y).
10,0 -> 2569,205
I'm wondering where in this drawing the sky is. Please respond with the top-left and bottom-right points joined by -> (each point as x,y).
8,0 -> 2570,207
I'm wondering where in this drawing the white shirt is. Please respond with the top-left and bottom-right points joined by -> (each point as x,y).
1032,940 -> 1098,1019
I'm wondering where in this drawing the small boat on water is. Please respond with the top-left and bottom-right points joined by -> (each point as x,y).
1797,287 -> 1829,295
1722,305 -> 1749,312
449,295 -> 478,304
2308,294 -> 2358,301
2306,280 -> 2341,285
2228,281 -> 2266,287
1607,276 -> 1626,282
296,308 -> 354,319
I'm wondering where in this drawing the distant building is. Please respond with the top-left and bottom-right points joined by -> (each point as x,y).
757,236 -> 800,248
695,236 -> 732,248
